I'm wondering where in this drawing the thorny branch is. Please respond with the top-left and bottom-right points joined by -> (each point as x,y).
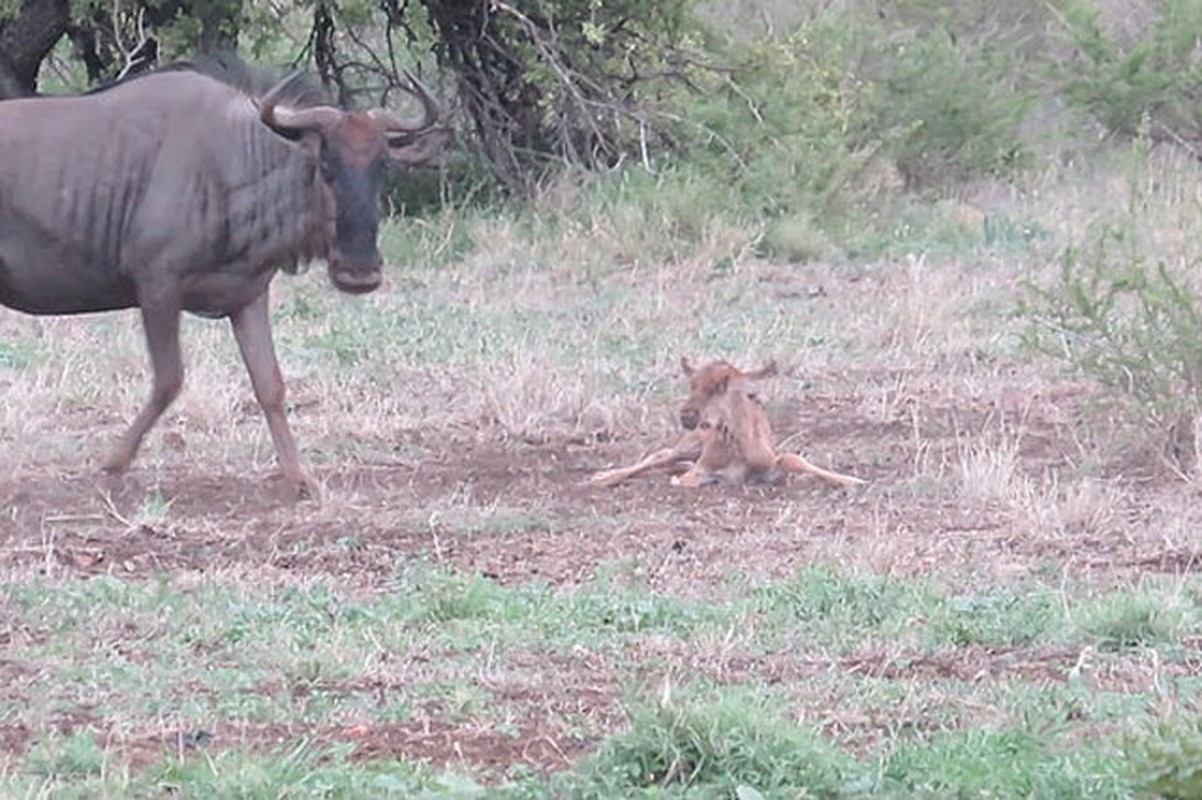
296,0 -> 733,192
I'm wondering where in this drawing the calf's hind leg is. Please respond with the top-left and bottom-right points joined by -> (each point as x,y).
775,453 -> 866,487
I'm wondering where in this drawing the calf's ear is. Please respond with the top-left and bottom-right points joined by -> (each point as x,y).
743,360 -> 778,381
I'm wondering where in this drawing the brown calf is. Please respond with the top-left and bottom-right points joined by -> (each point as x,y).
589,357 -> 865,489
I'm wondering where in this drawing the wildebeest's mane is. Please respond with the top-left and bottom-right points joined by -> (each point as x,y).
84,54 -> 333,109
182,54 -> 332,108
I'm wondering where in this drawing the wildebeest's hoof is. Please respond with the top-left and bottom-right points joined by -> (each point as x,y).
288,470 -> 322,502
100,448 -> 134,475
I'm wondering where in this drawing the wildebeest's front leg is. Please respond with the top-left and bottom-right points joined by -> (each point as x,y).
588,429 -> 705,488
102,299 -> 185,475
230,291 -> 317,499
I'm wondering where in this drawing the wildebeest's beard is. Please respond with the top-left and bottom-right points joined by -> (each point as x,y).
323,147 -> 386,295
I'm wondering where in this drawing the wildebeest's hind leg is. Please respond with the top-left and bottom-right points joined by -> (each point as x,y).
102,299 -> 184,475
230,292 -> 317,499
775,453 -> 866,487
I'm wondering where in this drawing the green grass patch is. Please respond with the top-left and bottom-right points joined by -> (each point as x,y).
571,684 -> 859,799
3,564 -> 1195,795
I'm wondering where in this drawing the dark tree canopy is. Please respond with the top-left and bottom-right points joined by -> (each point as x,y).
0,0 -> 700,191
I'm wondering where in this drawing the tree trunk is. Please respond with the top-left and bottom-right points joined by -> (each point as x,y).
0,0 -> 70,97
192,0 -> 240,54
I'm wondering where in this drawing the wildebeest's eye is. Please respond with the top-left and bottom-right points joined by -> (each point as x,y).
319,150 -> 337,178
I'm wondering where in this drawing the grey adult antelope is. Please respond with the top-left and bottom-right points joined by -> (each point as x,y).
0,65 -> 446,496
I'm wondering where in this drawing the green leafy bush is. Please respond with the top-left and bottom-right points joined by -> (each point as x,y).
1023,228 -> 1202,432
1057,0 -> 1202,145
859,27 -> 1035,187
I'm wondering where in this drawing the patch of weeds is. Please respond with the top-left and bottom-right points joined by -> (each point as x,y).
570,682 -> 859,799
380,210 -> 479,272
1073,588 -> 1188,651
983,213 -> 1050,250
397,567 -> 518,625
27,729 -> 105,779
759,212 -> 836,263
754,564 -> 926,646
564,589 -> 721,637
0,339 -> 40,369
275,283 -> 325,323
882,726 -> 1130,798
381,567 -> 553,653
431,507 -> 558,537
757,565 -> 1065,651
152,740 -> 435,798
291,293 -> 485,369
304,309 -> 403,367
5,575 -> 166,635
1125,717 -> 1202,800
925,588 -> 1059,648
389,563 -> 727,644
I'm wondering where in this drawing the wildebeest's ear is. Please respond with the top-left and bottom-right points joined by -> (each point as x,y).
729,362 -> 775,395
680,356 -> 695,377
388,127 -> 453,170
744,360 -> 779,381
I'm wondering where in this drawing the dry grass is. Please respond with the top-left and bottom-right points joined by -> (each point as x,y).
4,142 -> 1202,795
5,144 -> 1200,521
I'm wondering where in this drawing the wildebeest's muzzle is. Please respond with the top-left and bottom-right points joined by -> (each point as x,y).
326,151 -> 385,295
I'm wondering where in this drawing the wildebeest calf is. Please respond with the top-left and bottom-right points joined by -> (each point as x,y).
0,65 -> 445,497
589,357 -> 866,489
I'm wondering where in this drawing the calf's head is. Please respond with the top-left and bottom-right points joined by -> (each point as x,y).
678,357 -> 778,430
260,74 -> 442,294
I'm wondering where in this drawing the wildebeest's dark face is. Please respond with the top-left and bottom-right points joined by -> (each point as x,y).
318,115 -> 389,295
258,72 -> 443,296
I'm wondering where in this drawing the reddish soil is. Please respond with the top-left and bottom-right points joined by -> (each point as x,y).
1,368 -> 1199,775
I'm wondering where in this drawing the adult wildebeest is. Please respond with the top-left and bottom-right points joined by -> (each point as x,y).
0,65 -> 443,497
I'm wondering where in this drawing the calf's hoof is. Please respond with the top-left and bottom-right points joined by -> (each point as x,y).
587,470 -> 624,488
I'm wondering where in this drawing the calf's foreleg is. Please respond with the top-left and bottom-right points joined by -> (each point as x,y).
589,430 -> 705,488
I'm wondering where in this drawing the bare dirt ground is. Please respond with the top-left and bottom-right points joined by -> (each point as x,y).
0,366 -> 1190,590
1,360 -> 1199,776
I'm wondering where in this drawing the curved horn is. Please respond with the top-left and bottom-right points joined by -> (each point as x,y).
259,71 -> 344,133
368,70 -> 439,134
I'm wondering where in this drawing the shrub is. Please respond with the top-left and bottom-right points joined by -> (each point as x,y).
577,684 -> 857,798
1022,227 -> 1202,472
858,27 -> 1035,188
1056,0 -> 1202,148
